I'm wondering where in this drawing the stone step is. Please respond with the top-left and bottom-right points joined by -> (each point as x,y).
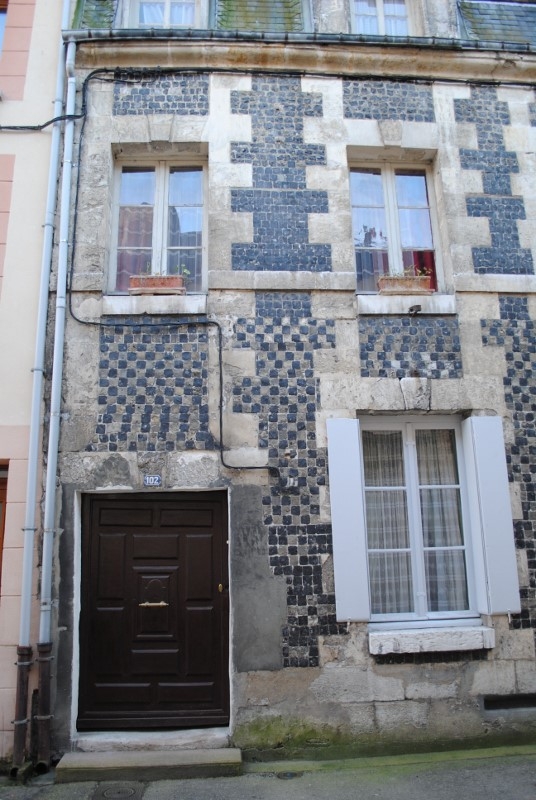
55,748 -> 243,783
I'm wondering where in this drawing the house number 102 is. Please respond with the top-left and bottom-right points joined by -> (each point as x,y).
143,474 -> 162,487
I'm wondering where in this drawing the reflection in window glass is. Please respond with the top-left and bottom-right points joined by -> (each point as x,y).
167,168 -> 203,289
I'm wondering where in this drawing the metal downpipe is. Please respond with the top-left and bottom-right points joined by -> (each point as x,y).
35,39 -> 77,774
11,0 -> 72,775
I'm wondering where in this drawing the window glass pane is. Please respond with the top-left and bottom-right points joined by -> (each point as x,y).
169,168 -> 202,205
356,250 -> 389,292
369,552 -> 413,614
119,168 -> 155,205
425,550 -> 469,612
139,2 -> 165,25
353,208 -> 388,249
167,168 -> 203,291
401,250 -> 436,284
167,248 -> 202,290
353,0 -> 379,34
363,430 -> 405,486
116,250 -> 152,292
168,207 -> 203,248
385,15 -> 407,35
352,172 -> 388,250
384,0 -> 408,35
351,169 -> 384,206
420,488 -> 464,547
116,169 -> 155,291
396,172 -> 433,249
398,209 -> 433,249
366,490 -> 409,549
395,171 -> 429,208
118,206 -> 153,248
170,2 -> 195,25
416,429 -> 459,485
352,170 -> 390,288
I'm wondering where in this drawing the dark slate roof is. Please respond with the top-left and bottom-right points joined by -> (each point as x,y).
458,0 -> 536,46
74,0 -> 117,28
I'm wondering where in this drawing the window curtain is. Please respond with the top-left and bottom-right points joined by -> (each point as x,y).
139,2 -> 165,25
417,430 -> 469,612
363,431 -> 413,614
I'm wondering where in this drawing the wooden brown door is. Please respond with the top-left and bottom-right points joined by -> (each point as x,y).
78,492 -> 229,730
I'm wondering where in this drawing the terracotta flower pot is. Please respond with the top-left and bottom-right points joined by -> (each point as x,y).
128,274 -> 186,295
377,275 -> 433,295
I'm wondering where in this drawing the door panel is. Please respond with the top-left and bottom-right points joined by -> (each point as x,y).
78,492 -> 229,730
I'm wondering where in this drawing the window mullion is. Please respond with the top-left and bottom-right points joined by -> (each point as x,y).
384,167 -> 402,274
377,0 -> 386,34
153,162 -> 167,275
404,424 -> 427,617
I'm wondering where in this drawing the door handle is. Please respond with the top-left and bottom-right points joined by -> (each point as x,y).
138,601 -> 169,608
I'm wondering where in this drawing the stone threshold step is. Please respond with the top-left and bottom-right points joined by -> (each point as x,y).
55,748 -> 243,783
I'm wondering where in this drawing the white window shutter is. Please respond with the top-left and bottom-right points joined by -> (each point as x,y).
461,416 -> 520,615
326,418 -> 370,621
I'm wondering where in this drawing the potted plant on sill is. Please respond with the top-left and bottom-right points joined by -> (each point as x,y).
128,265 -> 191,295
377,264 -> 434,295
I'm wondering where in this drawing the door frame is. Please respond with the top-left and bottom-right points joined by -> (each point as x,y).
69,489 -> 232,743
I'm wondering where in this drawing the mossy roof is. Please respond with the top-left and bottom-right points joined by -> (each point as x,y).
459,0 -> 536,46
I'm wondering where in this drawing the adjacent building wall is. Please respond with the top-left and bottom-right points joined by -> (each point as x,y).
0,0 -> 61,763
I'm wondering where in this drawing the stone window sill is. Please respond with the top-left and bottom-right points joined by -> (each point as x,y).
368,625 -> 495,655
102,293 -> 207,316
357,293 -> 456,316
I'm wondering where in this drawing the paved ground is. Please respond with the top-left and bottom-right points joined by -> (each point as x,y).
1,746 -> 536,800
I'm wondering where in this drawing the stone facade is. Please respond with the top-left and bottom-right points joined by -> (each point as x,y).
31,0 -> 536,763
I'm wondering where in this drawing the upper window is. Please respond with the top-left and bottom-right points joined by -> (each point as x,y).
353,0 -> 408,35
350,165 -> 437,293
110,163 -> 204,294
326,415 -> 521,629
215,0 -> 308,32
130,0 -> 197,27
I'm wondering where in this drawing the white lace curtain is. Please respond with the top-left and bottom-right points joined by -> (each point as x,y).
363,428 -> 468,616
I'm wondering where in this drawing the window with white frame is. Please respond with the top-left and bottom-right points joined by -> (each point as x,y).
129,0 -> 198,27
111,163 -> 204,293
215,0 -> 309,32
326,416 -> 520,631
353,0 -> 408,35
361,419 -> 471,621
351,165 -> 437,293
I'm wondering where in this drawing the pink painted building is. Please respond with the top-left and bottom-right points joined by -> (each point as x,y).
0,0 -> 62,765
